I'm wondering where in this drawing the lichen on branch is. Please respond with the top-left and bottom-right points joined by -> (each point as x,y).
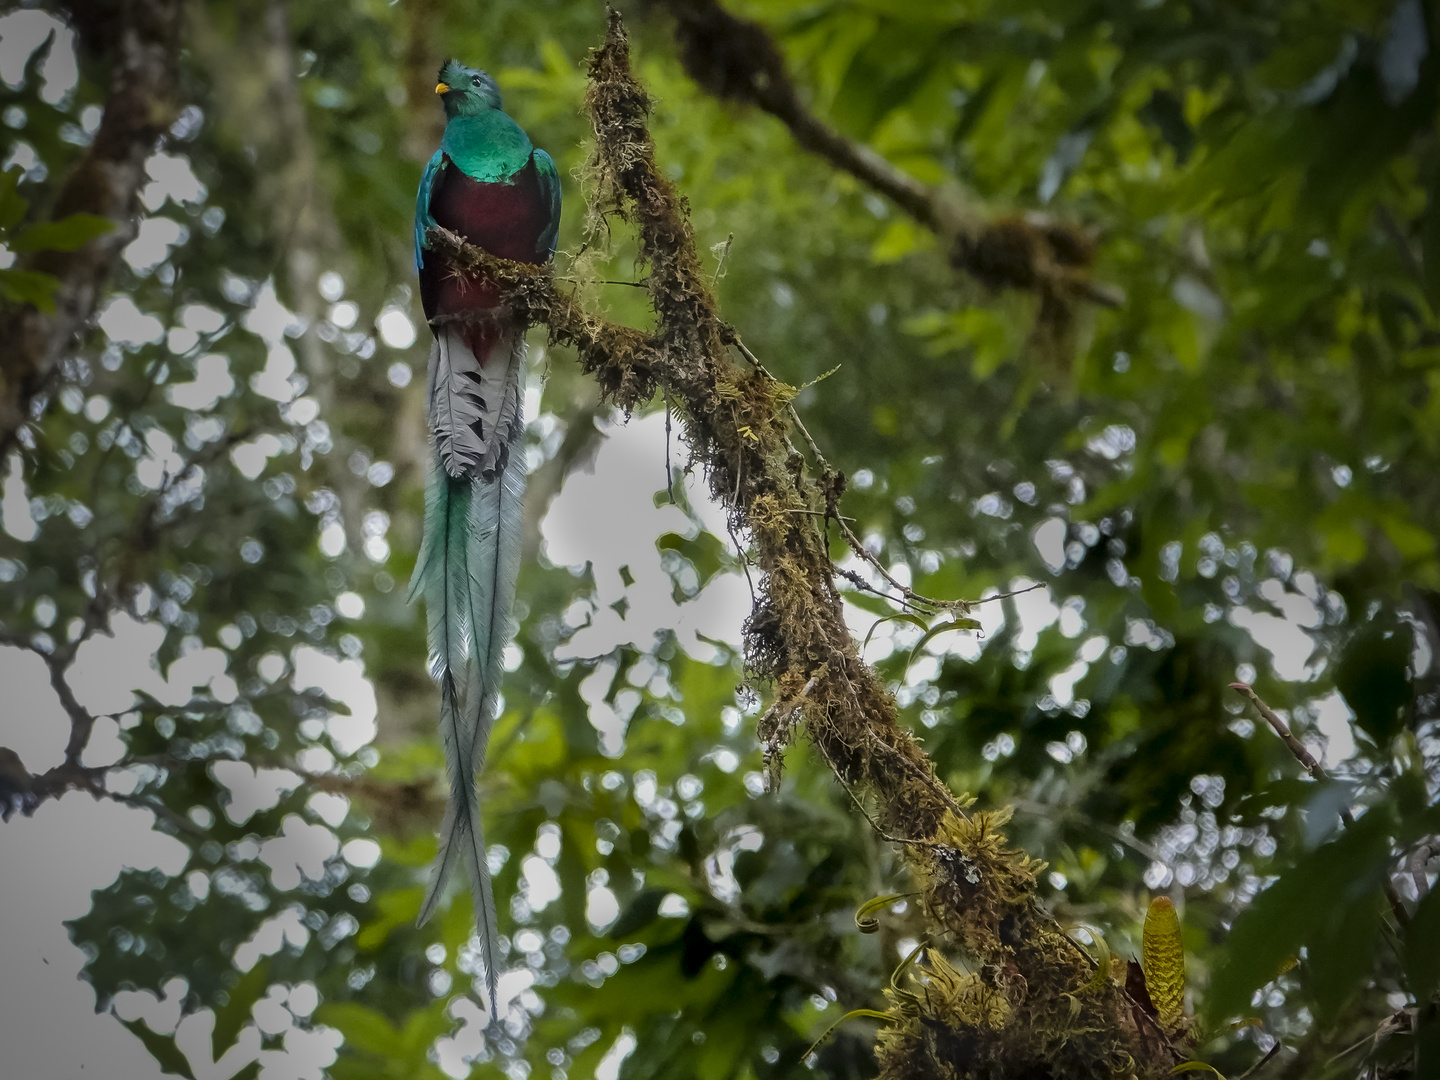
426,11 -> 1179,1078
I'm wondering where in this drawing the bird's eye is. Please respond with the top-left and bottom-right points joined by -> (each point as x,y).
471,76 -> 481,87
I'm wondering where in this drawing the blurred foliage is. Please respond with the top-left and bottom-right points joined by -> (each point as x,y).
0,161 -> 112,309
1,0 -> 1439,1078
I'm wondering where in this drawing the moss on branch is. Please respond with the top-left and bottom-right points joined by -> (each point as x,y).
425,12 -> 1178,1078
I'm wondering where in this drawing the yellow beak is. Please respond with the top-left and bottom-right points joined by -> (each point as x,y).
435,82 -> 450,95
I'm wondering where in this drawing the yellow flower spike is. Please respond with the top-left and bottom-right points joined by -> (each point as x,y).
1143,896 -> 1186,1030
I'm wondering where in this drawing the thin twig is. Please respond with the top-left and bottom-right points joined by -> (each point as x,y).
866,725 -> 973,823
834,514 -> 971,615
810,733 -> 941,849
833,564 -> 901,605
54,660 -> 98,768
557,275 -> 649,288
1235,1040 -> 1283,1080
725,519 -> 756,607
102,787 -> 209,837
978,582 -> 1048,605
1322,1029 -> 1378,1069
786,508 -> 854,522
1230,683 -> 1410,927
0,623 -> 105,768
663,388 -> 675,505
1009,796 -> 1165,864
793,372 -> 1043,616
1230,684 -> 1333,790
736,335 -> 986,617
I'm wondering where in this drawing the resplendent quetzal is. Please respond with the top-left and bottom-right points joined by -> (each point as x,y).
411,58 -> 560,1016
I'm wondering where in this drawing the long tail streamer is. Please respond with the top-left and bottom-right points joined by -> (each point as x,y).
411,323 -> 526,1019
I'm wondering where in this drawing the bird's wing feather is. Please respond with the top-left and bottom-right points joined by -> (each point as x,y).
532,148 -> 562,260
414,148 -> 446,271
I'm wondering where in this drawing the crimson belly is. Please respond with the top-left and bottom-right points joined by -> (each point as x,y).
420,155 -> 550,360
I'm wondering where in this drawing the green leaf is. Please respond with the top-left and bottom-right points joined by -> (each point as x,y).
115,1015 -> 197,1079
657,530 -> 730,594
854,892 -> 915,933
871,218 -> 924,264
227,1062 -> 261,1080
1407,884 -> 1440,1000
861,611 -> 928,655
314,1002 -> 401,1058
1072,926 -> 1112,994
211,959 -> 269,1060
11,213 -> 114,253
1306,880 -> 1382,1018
1424,164 -> 1440,313
954,307 -> 1017,379
1419,1008 -> 1440,1080
355,885 -> 422,950
0,267 -> 60,312
907,616 -> 982,668
609,887 -> 667,938
0,166 -> 26,232
1335,617 -> 1411,743
1205,807 -> 1394,1022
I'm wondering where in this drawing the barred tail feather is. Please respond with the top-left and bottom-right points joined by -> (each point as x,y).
426,322 -> 524,480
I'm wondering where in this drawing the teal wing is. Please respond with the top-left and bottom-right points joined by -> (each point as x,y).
532,148 -> 562,259
414,148 -> 446,272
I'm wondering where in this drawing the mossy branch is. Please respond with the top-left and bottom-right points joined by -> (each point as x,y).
426,11 -> 1176,1078
646,0 -> 1125,312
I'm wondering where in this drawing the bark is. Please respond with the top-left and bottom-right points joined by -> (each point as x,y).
400,0 -> 446,164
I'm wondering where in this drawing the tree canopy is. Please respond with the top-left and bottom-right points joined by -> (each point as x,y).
1,1 -> 1438,1079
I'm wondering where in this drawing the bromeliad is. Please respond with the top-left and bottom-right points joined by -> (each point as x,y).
411,58 -> 560,1018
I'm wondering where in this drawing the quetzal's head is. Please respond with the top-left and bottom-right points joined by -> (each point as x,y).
434,59 -> 502,118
